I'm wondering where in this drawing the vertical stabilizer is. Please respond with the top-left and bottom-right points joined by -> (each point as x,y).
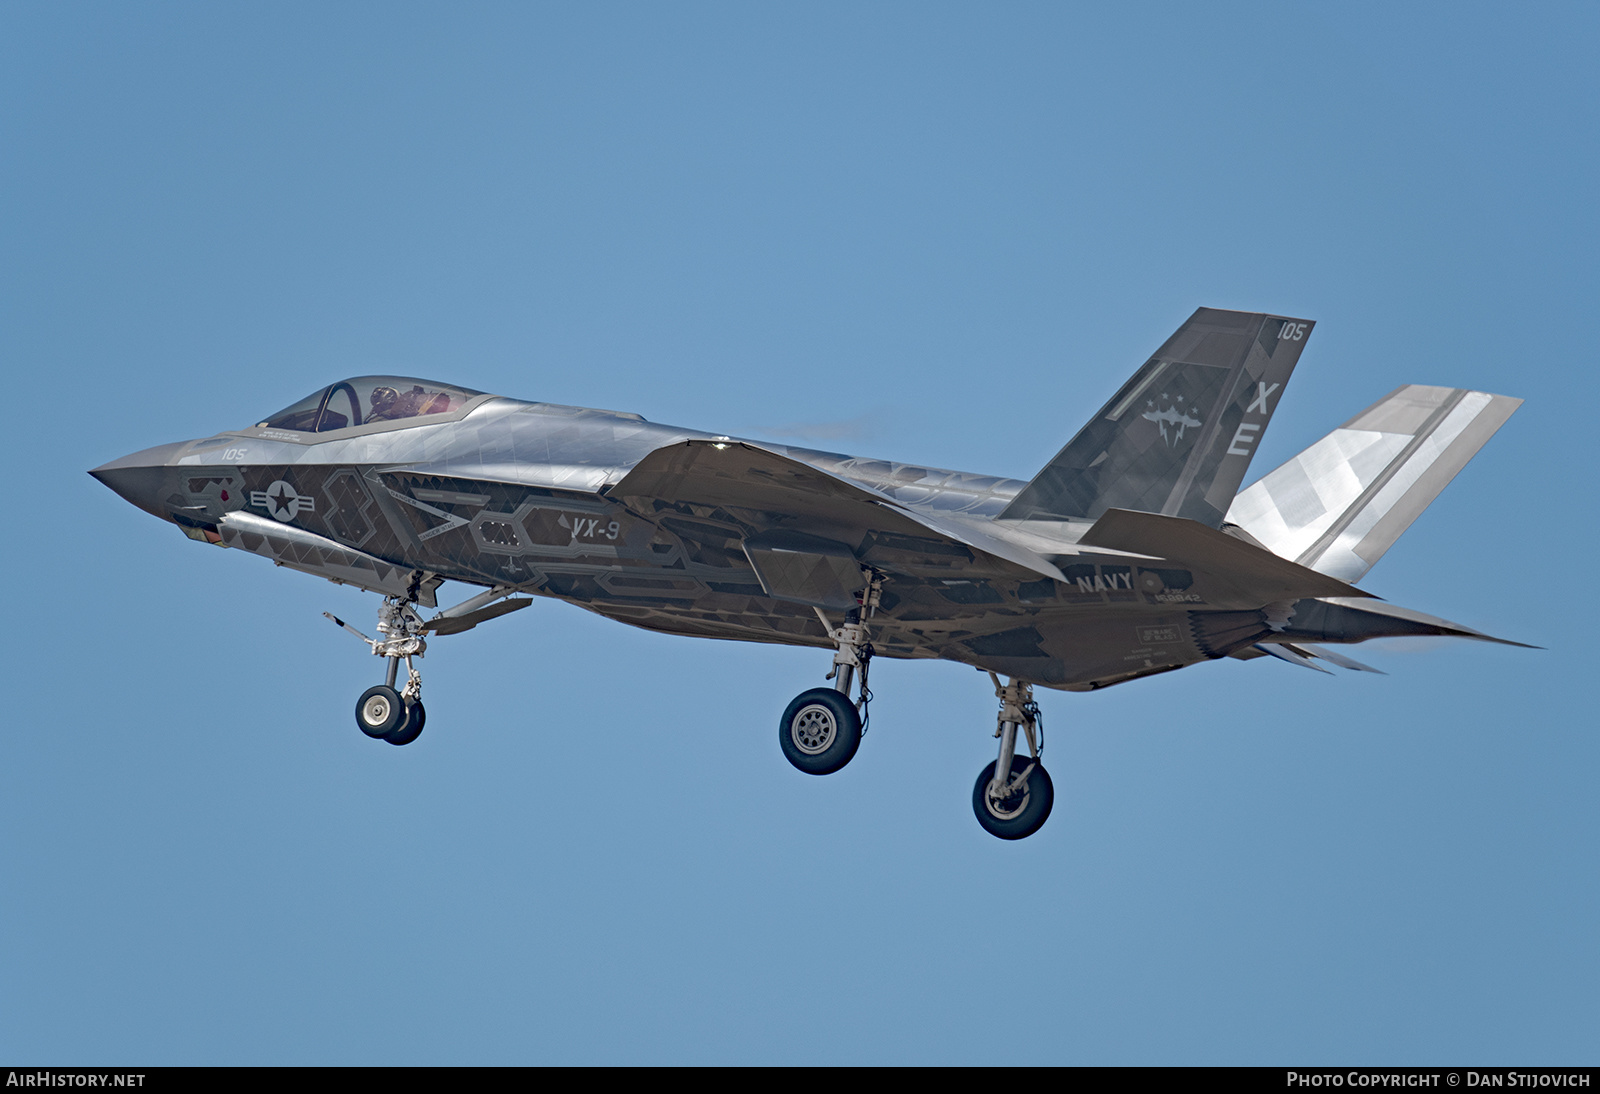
1000,308 -> 1313,527
1225,385 -> 1521,582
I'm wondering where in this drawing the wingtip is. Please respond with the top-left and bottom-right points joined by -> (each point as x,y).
1477,636 -> 1543,650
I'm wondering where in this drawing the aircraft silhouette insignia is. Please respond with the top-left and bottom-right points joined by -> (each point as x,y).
1141,397 -> 1203,445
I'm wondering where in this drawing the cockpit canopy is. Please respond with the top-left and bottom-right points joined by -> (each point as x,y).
258,376 -> 485,433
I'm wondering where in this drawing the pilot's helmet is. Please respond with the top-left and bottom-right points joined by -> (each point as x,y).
369,386 -> 400,413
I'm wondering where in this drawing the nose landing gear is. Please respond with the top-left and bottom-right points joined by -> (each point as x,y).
327,596 -> 428,746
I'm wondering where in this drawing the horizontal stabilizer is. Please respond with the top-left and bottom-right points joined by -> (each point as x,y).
1078,507 -> 1371,606
1280,596 -> 1539,649
1226,385 -> 1521,581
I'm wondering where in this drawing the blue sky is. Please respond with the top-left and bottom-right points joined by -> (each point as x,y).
3,2 -> 1595,1064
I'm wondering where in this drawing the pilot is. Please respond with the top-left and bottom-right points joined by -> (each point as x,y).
368,385 -> 403,421
370,384 -> 450,422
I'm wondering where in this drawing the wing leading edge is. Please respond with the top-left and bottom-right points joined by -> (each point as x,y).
608,439 -> 1068,590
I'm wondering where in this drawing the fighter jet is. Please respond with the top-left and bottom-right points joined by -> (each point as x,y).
91,308 -> 1527,839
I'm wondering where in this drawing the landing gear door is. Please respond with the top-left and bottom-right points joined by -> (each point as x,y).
742,531 -> 865,611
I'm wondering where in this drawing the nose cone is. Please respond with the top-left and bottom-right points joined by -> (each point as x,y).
90,441 -> 191,521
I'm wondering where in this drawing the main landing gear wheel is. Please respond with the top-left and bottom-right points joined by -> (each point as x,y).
384,700 -> 425,746
779,688 -> 862,775
972,754 -> 1054,840
356,685 -> 405,738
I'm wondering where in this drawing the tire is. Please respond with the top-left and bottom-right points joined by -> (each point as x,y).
356,685 -> 404,738
384,700 -> 426,746
971,754 -> 1054,840
778,687 -> 862,775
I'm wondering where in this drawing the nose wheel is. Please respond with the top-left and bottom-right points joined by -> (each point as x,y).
355,685 -> 426,745
356,685 -> 404,737
384,696 -> 426,746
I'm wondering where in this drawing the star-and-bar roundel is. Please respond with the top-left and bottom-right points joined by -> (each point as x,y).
249,479 -> 316,522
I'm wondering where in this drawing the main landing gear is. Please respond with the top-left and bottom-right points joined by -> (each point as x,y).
778,573 -> 881,776
972,673 -> 1053,840
326,596 -> 428,746
774,574 -> 1054,839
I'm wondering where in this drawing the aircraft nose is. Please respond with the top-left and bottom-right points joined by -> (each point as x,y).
89,441 -> 190,520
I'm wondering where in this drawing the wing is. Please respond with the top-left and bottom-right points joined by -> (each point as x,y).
608,440 -> 1067,605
